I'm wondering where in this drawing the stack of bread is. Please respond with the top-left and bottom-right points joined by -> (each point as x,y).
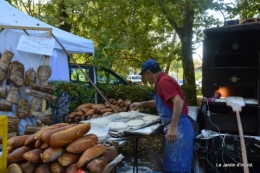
6,123 -> 118,173
65,99 -> 131,124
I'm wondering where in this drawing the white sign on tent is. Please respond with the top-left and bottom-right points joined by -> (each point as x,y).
17,35 -> 55,56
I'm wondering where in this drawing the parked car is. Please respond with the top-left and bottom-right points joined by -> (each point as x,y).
69,64 -> 129,86
127,75 -> 142,84
177,79 -> 184,86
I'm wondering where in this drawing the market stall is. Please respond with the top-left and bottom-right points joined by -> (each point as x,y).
0,0 -> 94,136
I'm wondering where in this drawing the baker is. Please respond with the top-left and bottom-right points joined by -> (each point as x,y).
130,59 -> 194,173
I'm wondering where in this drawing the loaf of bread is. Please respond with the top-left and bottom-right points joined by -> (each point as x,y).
23,148 -> 43,163
76,145 -> 108,168
41,124 -> 75,144
7,135 -> 30,149
50,123 -> 91,148
6,163 -> 23,173
34,139 -> 43,148
40,147 -> 66,163
50,161 -> 66,173
85,109 -> 95,117
101,146 -> 118,162
24,134 -> 37,146
8,146 -> 32,163
58,152 -> 81,167
7,145 -> 14,153
76,103 -> 93,111
21,162 -> 39,173
66,134 -> 98,153
65,163 -> 78,173
35,163 -> 51,173
40,142 -> 50,149
86,156 -> 108,173
34,123 -> 69,140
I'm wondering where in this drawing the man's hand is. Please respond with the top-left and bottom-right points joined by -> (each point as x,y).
165,125 -> 178,144
129,102 -> 142,111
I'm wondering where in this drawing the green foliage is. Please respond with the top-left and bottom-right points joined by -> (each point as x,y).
96,83 -> 157,114
47,80 -> 95,122
96,83 -> 155,102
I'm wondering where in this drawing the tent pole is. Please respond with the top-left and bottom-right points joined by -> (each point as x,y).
51,34 -> 117,113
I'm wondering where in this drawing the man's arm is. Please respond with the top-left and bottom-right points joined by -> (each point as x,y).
130,100 -> 155,111
165,95 -> 184,143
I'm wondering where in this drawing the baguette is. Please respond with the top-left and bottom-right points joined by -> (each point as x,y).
40,142 -> 50,149
50,161 -> 66,173
66,134 -> 98,153
34,139 -> 43,148
50,123 -> 91,148
85,109 -> 95,117
8,146 -> 32,163
76,103 -> 93,111
65,163 -> 78,173
34,123 -> 69,140
35,164 -> 51,173
68,112 -> 78,118
41,124 -> 75,144
76,145 -> 108,168
58,152 -> 81,167
41,147 -> 66,163
23,148 -> 43,163
21,162 -> 39,173
7,135 -> 30,148
6,163 -> 23,173
86,156 -> 108,173
24,134 -> 37,146
101,146 -> 118,162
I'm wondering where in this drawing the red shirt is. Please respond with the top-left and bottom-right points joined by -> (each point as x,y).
156,72 -> 188,115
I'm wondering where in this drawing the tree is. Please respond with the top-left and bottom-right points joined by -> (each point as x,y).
8,0 -> 236,105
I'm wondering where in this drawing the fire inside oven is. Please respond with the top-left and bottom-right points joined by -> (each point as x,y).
213,86 -> 258,99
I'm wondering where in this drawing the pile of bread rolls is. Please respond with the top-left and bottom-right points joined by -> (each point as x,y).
6,123 -> 118,173
65,98 -> 131,123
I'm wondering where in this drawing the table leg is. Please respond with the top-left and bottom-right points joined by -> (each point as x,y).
133,138 -> 139,173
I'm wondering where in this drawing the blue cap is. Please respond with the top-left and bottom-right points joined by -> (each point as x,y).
140,59 -> 160,75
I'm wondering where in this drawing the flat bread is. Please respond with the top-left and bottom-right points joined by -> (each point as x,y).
108,122 -> 128,131
142,115 -> 159,122
91,118 -> 111,125
118,112 -> 138,118
126,120 -> 145,127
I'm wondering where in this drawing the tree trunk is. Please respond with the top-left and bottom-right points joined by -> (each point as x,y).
59,0 -> 71,32
179,4 -> 197,106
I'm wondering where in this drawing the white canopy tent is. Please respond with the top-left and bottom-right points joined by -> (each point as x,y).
0,1 -> 95,134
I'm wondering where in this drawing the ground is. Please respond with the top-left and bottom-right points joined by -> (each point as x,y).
116,134 -> 164,173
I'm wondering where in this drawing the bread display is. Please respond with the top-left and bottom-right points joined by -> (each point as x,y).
6,123 -> 120,173
65,98 -> 132,123
76,145 -> 108,168
66,134 -> 98,153
50,123 -> 91,148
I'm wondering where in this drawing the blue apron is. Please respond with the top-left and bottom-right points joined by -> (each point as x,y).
154,94 -> 194,173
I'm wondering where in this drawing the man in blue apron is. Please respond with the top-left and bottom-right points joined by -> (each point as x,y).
130,59 -> 194,173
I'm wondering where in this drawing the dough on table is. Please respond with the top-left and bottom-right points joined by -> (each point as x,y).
108,122 -> 128,131
119,112 -> 138,118
126,120 -> 145,127
91,118 -> 111,125
142,115 -> 159,122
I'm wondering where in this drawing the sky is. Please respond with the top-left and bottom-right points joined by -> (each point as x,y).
193,0 -> 236,61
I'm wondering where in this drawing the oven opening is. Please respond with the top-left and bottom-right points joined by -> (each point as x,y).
214,86 -> 257,100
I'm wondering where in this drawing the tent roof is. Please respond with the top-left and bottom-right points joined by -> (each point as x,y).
0,1 -> 94,54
